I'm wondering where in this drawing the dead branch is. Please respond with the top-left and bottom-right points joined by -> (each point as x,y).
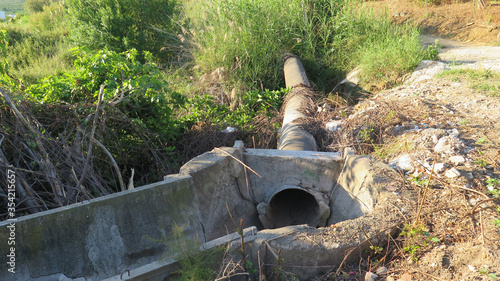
0,137 -> 44,213
75,85 -> 105,191
1,89 -> 65,206
92,138 -> 126,192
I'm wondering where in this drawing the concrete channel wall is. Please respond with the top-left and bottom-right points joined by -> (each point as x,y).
0,142 -> 352,281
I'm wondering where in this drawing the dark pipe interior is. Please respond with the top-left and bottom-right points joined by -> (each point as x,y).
266,188 -> 320,229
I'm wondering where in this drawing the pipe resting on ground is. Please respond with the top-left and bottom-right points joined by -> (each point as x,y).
278,54 -> 317,151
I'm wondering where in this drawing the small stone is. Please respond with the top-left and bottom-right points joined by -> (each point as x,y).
376,267 -> 388,275
391,154 -> 414,172
447,128 -> 459,138
449,155 -> 465,165
422,162 -> 445,173
365,272 -> 378,281
434,137 -> 453,153
445,167 -> 461,178
433,163 -> 445,173
465,173 -> 474,180
399,273 -> 412,281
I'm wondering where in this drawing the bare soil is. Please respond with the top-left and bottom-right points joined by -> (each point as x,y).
321,1 -> 500,280
369,0 -> 500,45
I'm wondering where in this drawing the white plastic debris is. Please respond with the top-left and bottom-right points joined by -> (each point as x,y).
221,126 -> 236,133
326,120 -> 343,132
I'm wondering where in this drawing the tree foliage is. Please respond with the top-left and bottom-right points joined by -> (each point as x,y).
66,0 -> 180,62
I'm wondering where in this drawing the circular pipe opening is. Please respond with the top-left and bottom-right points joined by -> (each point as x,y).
266,188 -> 320,229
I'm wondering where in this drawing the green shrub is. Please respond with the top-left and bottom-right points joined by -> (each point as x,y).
182,88 -> 288,129
25,47 -> 186,138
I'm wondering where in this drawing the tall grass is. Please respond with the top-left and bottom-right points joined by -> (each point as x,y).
1,25 -> 73,84
184,0 -> 429,93
1,1 -> 73,85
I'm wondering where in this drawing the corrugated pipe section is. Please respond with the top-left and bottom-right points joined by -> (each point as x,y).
278,54 -> 317,151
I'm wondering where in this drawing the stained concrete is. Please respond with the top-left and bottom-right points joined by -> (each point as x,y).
0,142 -> 401,280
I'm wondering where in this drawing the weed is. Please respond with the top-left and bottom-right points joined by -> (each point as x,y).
185,0 -> 427,92
424,39 -> 440,60
479,268 -> 498,281
475,158 -> 488,168
486,178 -> 500,198
400,223 -> 441,261
437,68 -> 500,97
476,137 -> 487,144
493,219 -> 500,228
360,127 -> 375,143
147,223 -> 226,281
245,260 -> 257,275
386,110 -> 395,122
370,245 -> 384,255
408,174 -> 429,187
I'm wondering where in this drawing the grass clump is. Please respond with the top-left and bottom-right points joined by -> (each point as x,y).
437,68 -> 500,97
184,0 -> 429,93
148,223 -> 226,281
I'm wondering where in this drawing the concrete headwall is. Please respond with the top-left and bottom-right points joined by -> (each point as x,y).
0,142 -> 392,280
0,145 -> 258,281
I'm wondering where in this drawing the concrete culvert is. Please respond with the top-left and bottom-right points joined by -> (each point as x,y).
258,185 -> 330,229
267,188 -> 319,228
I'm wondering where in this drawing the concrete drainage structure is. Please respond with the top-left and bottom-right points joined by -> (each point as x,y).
0,142 -> 404,281
0,56 -> 407,281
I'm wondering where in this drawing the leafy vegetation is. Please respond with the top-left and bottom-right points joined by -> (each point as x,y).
182,88 -> 288,130
399,223 -> 441,261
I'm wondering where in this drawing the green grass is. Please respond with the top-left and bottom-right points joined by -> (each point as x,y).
0,0 -> 24,14
437,68 -> 500,97
184,0 -> 429,94
1,1 -> 72,84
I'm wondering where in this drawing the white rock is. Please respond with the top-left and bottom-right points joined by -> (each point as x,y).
422,162 -> 445,173
447,128 -> 459,138
365,272 -> 378,281
445,168 -> 461,178
376,267 -> 389,274
433,163 -> 446,173
391,154 -> 413,172
449,155 -> 466,165
434,136 -> 464,154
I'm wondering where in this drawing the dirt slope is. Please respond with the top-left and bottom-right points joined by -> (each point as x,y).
321,2 -> 500,280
